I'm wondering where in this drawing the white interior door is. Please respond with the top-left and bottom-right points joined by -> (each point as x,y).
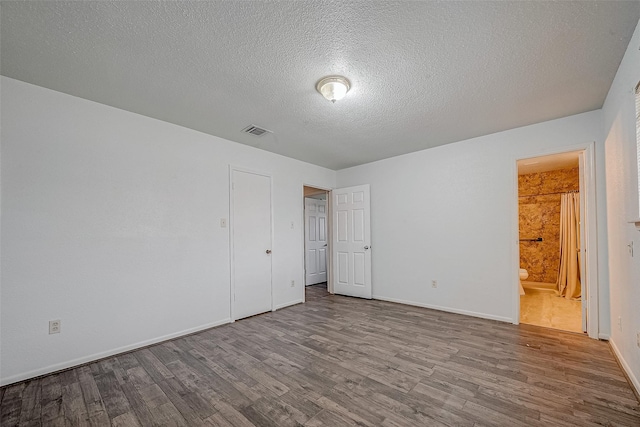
578,152 -> 587,333
305,198 -> 327,286
332,184 -> 372,299
231,169 -> 272,320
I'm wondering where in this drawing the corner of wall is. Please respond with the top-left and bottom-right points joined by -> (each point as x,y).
601,17 -> 640,400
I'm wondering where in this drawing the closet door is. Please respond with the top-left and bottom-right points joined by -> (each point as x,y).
231,169 -> 272,320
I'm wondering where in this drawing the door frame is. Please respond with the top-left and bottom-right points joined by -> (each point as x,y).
301,184 -> 333,303
229,165 -> 274,322
511,142 -> 599,339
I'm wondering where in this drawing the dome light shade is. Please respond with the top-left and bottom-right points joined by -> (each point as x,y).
316,76 -> 350,103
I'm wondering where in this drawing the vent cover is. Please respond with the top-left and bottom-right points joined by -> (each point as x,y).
242,125 -> 271,136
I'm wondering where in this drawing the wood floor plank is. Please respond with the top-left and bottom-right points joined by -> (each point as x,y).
178,351 -> 257,407
118,382 -> 155,426
213,401 -> 256,427
110,411 -> 142,427
461,399 -> 533,427
1,283 -> 639,426
17,380 -> 41,425
40,374 -> 64,423
76,366 -> 110,425
60,379 -> 90,426
189,349 -> 271,402
249,396 -> 313,426
315,394 -> 384,426
277,391 -> 324,422
151,401 -> 190,426
305,408 -> 372,427
0,382 -> 26,426
134,348 -> 175,383
156,377 -> 217,421
93,371 -> 133,420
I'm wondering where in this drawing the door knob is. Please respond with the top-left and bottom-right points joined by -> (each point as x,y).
266,249 -> 272,254
364,246 -> 370,250
324,244 -> 328,247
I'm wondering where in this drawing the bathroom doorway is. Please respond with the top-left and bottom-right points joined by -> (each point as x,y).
516,150 -> 588,334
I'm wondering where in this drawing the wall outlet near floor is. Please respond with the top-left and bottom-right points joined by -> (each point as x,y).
291,280 -> 295,287
637,332 -> 640,348
220,218 -> 227,228
49,319 -> 61,334
431,280 -> 437,288
617,316 -> 622,332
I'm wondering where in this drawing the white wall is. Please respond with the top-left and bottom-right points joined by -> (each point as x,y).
336,110 -> 608,329
0,77 -> 336,385
602,19 -> 640,394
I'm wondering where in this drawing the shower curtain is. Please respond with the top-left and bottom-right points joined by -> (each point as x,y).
556,192 -> 581,299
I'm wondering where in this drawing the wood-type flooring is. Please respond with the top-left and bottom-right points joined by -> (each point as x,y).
2,284 -> 639,426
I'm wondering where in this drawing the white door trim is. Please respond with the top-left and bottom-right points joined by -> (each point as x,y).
229,165 -> 274,322
512,142 -> 599,339
578,151 -> 588,333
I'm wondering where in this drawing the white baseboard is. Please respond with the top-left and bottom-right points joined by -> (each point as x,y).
609,339 -> 640,399
599,333 -> 611,340
0,318 -> 232,387
372,295 -> 512,323
274,299 -> 303,311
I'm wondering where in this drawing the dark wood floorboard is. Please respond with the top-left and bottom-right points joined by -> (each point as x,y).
304,283 -> 328,302
2,284 -> 639,426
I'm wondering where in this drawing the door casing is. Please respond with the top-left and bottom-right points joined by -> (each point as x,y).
512,142 -> 599,339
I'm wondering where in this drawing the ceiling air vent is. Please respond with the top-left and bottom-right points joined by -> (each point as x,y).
242,125 -> 271,137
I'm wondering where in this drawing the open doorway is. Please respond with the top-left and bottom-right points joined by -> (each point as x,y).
303,183 -> 373,303
303,186 -> 330,300
516,151 -> 586,334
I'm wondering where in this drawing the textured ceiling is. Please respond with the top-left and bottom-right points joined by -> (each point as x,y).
2,1 -> 639,170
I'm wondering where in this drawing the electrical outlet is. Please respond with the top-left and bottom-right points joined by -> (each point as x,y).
290,280 -> 295,287
290,221 -> 294,229
220,218 -> 227,228
628,241 -> 634,257
618,316 -> 622,332
49,320 -> 61,334
637,332 -> 640,348
432,280 -> 437,288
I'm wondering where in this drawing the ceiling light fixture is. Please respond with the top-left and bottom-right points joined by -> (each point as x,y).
316,76 -> 351,103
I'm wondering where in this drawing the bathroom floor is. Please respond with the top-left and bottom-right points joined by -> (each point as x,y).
520,288 -> 583,333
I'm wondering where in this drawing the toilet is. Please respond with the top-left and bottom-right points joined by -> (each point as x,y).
519,268 -> 528,295
519,268 -> 529,281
